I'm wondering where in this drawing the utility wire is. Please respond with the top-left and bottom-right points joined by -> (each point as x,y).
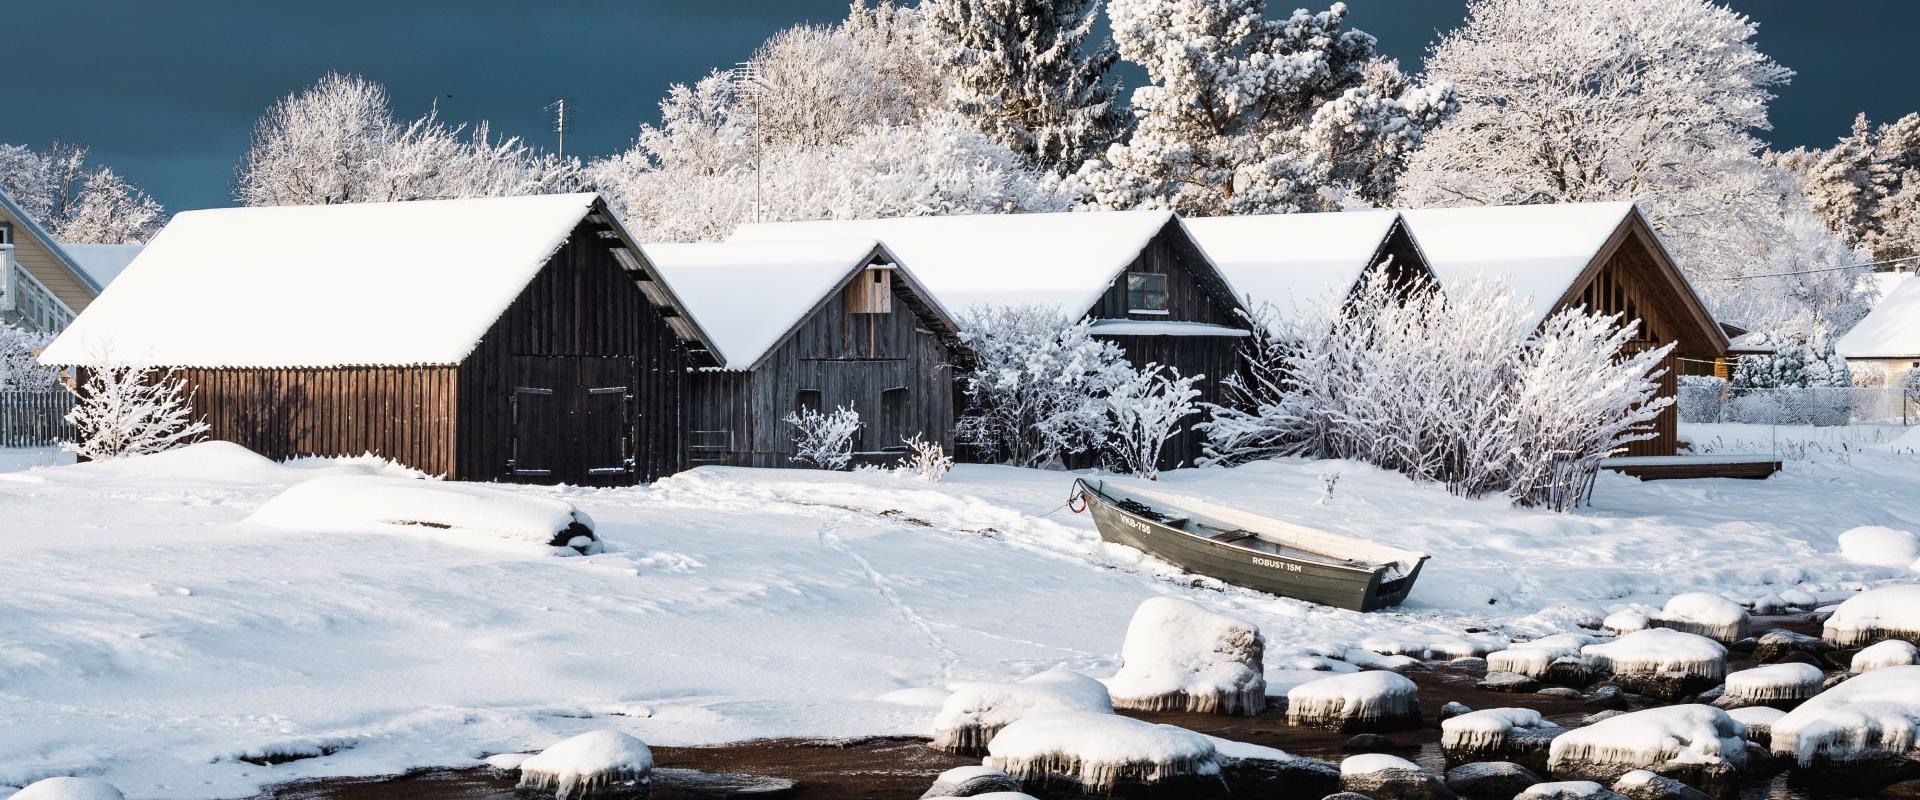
1699,253 -> 1920,282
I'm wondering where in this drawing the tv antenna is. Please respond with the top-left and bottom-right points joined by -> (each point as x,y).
728,61 -> 768,222
547,98 -> 570,158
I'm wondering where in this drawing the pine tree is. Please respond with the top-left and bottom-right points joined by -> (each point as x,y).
1803,112 -> 1920,262
924,0 -> 1126,174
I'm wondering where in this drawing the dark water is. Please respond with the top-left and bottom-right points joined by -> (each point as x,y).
256,614 -> 1899,800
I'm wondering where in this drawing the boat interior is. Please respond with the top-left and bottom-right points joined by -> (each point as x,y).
1113,497 -> 1382,573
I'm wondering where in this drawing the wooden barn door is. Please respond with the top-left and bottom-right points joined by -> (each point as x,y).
577,356 -> 638,486
506,356 -> 637,485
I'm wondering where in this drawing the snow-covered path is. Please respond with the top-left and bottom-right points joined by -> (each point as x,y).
2,427 -> 1918,797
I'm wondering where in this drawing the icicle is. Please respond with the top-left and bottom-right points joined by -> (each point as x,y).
1720,663 -> 1824,706
982,712 -> 1221,795
516,730 -> 653,800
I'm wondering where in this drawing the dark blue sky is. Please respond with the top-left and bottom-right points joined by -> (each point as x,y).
6,0 -> 1915,214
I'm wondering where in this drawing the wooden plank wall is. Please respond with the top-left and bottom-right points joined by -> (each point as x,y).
174,365 -> 458,475
1570,230 -> 1681,457
458,221 -> 689,485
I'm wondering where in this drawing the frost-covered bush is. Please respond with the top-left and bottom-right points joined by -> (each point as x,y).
1728,324 -> 1855,425
783,404 -> 862,470
1104,363 -> 1202,479
893,434 -> 952,482
1202,267 -> 1672,510
62,360 -> 209,461
1676,376 -> 1727,424
0,322 -> 60,391
954,306 -> 1128,467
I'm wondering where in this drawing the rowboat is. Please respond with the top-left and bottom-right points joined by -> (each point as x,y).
1072,478 -> 1429,612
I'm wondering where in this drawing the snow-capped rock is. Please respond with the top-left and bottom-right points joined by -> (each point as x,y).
1650,593 -> 1750,644
1516,781 -> 1626,800
1750,629 -> 1834,664
516,730 -> 654,800
1602,608 -> 1652,636
1717,663 -> 1824,709
1107,596 -> 1266,715
1610,770 -> 1711,800
9,777 -> 126,800
1445,761 -> 1542,799
1852,639 -> 1920,674
1340,754 -> 1455,800
1837,525 -> 1920,568
1580,629 -> 1726,701
1286,670 -> 1420,730
930,668 -> 1112,755
1546,705 -> 1747,788
983,711 -> 1222,796
1771,664 -> 1920,782
1487,634 -> 1597,679
1441,708 -> 1563,772
1210,735 -> 1339,799
1823,584 -> 1920,647
919,765 -> 1022,798
1724,706 -> 1784,748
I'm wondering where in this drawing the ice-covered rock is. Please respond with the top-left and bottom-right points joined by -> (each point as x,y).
1838,526 -> 1920,568
1442,708 -> 1564,772
1603,609 -> 1652,636
1340,754 -> 1456,800
921,765 -> 1023,798
1724,706 -> 1784,748
1515,781 -> 1626,800
1445,762 -> 1542,799
9,777 -> 126,800
1751,629 -> 1834,664
1439,701 -> 1475,723
1854,640 -> 1920,674
1479,671 -> 1542,693
924,794 -> 1036,800
931,668 -> 1112,754
1717,663 -> 1824,709
1610,770 -> 1711,800
1824,584 -> 1920,647
1546,705 -> 1747,788
983,711 -> 1223,795
1487,634 -> 1597,678
1107,597 -> 1266,715
1770,664 -> 1920,781
1585,685 -> 1627,711
1650,593 -> 1750,644
1210,735 -> 1340,798
1287,670 -> 1421,731
516,730 -> 654,800
1580,629 -> 1726,701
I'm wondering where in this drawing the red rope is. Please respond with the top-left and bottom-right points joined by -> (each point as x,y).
1067,491 -> 1086,514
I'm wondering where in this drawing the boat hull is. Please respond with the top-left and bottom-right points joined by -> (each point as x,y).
1079,482 -> 1422,612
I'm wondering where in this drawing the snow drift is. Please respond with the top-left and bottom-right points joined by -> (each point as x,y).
930,668 -> 1113,754
248,475 -> 601,555
8,777 -> 126,800
1107,596 -> 1266,715
1837,526 -> 1920,569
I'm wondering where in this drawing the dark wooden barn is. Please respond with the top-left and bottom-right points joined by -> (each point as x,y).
644,239 -> 964,468
1186,210 -> 1434,319
726,210 -> 1251,469
39,193 -> 721,486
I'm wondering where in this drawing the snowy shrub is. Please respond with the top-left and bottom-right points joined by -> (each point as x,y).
0,322 -> 60,391
62,359 -> 209,461
1676,376 -> 1727,424
1728,323 -> 1855,425
954,306 -> 1128,468
1202,267 -> 1672,510
893,434 -> 952,482
784,404 -> 862,470
1104,363 -> 1202,479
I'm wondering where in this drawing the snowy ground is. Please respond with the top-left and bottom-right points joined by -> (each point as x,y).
2,424 -> 1918,797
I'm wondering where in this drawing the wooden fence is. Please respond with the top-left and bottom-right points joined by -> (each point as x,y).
0,391 -> 76,447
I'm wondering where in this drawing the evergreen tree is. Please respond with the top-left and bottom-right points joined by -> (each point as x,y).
1804,112 -> 1920,262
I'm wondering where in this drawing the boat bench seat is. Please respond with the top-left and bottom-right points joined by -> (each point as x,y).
1200,525 -> 1258,544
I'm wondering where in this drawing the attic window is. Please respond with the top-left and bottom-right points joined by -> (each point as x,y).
1127,273 -> 1169,315
0,222 -> 12,245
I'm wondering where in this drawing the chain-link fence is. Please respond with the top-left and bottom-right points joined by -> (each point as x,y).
1678,379 -> 1918,426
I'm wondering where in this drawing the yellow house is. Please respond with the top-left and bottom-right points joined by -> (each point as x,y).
0,189 -> 105,331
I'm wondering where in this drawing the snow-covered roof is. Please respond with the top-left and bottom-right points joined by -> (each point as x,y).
1184,210 -> 1405,317
41,193 -> 676,368
643,239 -> 952,370
59,243 -> 144,288
1087,319 -> 1249,337
0,188 -> 103,294
1400,202 -> 1637,327
726,210 -> 1189,317
1839,274 -> 1920,358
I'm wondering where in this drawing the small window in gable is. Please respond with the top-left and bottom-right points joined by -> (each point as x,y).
845,267 -> 894,314
1127,272 -> 1169,314
0,222 -> 13,245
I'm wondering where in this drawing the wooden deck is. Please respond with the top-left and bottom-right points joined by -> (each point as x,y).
1600,454 -> 1783,480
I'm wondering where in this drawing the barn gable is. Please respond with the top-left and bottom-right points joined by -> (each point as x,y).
1186,210 -> 1433,325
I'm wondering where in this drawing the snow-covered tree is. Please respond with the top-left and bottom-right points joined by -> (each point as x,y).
923,0 -> 1125,173
234,73 -> 580,207
1802,113 -> 1920,263
1505,309 -> 1674,509
1105,363 -> 1202,479
785,404 -> 863,470
954,306 -> 1129,468
749,2 -> 944,151
0,323 -> 60,391
63,360 -> 209,461
1076,0 -> 1456,214
0,142 -> 165,243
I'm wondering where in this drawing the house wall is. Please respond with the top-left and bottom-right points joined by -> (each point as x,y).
457,220 -> 690,486
161,365 -> 459,475
0,204 -> 96,327
1564,226 -> 1693,457
688,276 -> 956,468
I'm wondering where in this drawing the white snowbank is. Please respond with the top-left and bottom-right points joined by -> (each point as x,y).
1823,584 -> 1920,647
1837,526 -> 1920,568
516,730 -> 653,800
1339,752 -> 1422,775
1441,707 -> 1559,752
982,711 -> 1220,792
930,668 -> 1112,754
1286,671 -> 1419,728
1547,705 -> 1747,780
1721,663 -> 1824,705
8,777 -> 125,800
1771,664 -> 1920,767
1651,592 -> 1750,643
1581,629 -> 1726,680
1853,640 -> 1920,674
1487,634 -> 1596,677
1107,597 -> 1265,715
248,475 -> 600,555
1,440 -> 418,489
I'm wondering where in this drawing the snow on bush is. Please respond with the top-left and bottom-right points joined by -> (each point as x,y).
1487,634 -> 1598,678
981,711 -> 1221,794
1822,584 -> 1920,647
1546,705 -> 1748,785
1837,526 -> 1920,568
893,434 -> 953,482
0,322 -> 60,391
1286,670 -> 1420,730
1675,376 -> 1727,424
954,307 -> 1128,468
249,476 -> 602,555
1441,707 -> 1562,756
1103,362 -> 1202,480
1770,665 -> 1920,770
1720,663 -> 1824,708
1201,267 -> 1672,511
1651,592 -> 1750,643
1853,640 -> 1920,674
9,777 -> 126,800
784,404 -> 862,470
61,359 -> 210,461
930,668 -> 1114,755
516,730 -> 653,800
1580,629 -> 1726,701
1108,597 -> 1266,715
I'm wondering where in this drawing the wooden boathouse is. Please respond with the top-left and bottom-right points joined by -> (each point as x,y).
38,193 -> 721,485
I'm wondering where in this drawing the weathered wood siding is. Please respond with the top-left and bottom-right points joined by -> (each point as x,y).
172,365 -> 459,475
1566,225 -> 1686,457
457,220 -> 689,485
0,205 -> 96,314
688,274 -> 956,468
